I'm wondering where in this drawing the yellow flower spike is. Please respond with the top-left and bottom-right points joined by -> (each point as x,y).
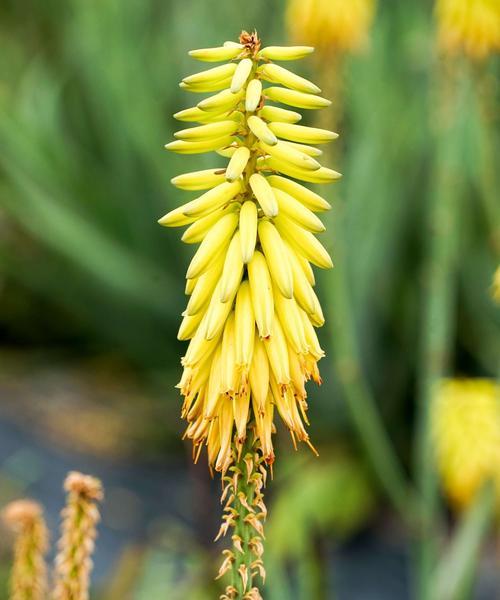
226,146 -> 251,182
231,58 -> 254,93
247,115 -> 278,146
245,79 -> 263,112
286,0 -> 377,57
171,168 -> 226,191
432,379 -> 500,510
258,105 -> 302,124
258,63 -> 321,94
162,32 -> 341,596
264,86 -> 331,109
268,122 -> 338,144
248,250 -> 274,339
249,174 -> 278,217
239,201 -> 258,263
436,0 -> 500,61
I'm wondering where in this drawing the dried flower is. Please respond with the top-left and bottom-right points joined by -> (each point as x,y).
2,500 -> 49,600
286,0 -> 377,57
161,31 -> 339,474
432,378 -> 500,510
436,0 -> 500,60
53,471 -> 104,600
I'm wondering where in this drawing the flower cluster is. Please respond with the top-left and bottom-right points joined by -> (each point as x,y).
286,0 -> 377,57
436,0 -> 500,60
432,378 -> 500,510
161,31 -> 339,474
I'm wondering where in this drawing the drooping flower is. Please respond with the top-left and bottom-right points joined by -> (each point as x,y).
53,471 -> 104,600
286,0 -> 377,57
432,378 -> 500,510
161,31 -> 339,475
2,500 -> 49,600
436,0 -> 500,60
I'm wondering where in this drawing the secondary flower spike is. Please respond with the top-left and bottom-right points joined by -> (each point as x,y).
161,31 -> 339,474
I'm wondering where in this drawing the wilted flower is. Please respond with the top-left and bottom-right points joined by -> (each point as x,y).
432,378 -> 500,510
161,31 -> 339,474
2,500 -> 49,600
286,0 -> 377,57
436,0 -> 500,60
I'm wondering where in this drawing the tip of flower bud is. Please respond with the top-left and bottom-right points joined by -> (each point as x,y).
2,499 -> 44,530
64,471 -> 104,502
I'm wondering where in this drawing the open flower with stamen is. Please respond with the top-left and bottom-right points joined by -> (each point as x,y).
161,30 -> 339,596
436,0 -> 500,60
286,0 -> 377,57
432,378 -> 500,511
2,500 -> 48,600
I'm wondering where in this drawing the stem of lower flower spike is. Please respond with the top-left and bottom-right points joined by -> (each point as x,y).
219,430 -> 266,600
414,62 -> 467,600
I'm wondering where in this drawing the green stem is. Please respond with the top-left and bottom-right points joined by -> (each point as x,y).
325,261 -> 417,524
414,63 -> 468,600
432,483 -> 495,600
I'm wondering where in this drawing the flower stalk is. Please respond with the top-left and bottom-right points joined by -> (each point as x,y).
161,30 -> 339,594
2,500 -> 49,600
53,471 -> 104,600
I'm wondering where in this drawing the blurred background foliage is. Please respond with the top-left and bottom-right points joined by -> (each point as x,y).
0,0 -> 499,598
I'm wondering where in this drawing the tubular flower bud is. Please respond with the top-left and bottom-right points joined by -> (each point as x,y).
436,0 -> 500,60
53,472 -> 104,600
432,379 -> 500,511
161,30 -> 339,473
2,500 -> 49,600
286,0 -> 377,57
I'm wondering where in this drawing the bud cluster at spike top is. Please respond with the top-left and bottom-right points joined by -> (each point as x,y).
160,32 -> 340,474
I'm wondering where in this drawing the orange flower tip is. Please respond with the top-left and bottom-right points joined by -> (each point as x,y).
64,471 -> 103,502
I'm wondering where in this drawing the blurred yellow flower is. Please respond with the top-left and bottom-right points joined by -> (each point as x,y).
432,378 -> 500,510
286,0 -> 376,56
492,265 -> 500,303
436,0 -> 500,60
